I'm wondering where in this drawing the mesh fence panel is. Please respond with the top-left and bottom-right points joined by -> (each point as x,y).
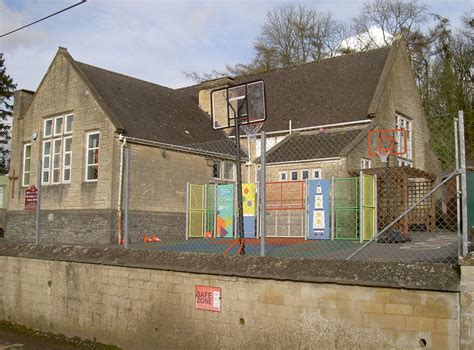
117,114 -> 467,265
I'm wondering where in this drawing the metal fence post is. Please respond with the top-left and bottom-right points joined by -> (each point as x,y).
454,117 -> 461,257
260,131 -> 266,257
35,159 -> 42,245
123,147 -> 130,249
331,176 -> 335,241
458,111 -> 468,256
359,171 -> 363,243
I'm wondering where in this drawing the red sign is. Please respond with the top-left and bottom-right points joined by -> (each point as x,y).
195,285 -> 221,312
25,185 -> 38,210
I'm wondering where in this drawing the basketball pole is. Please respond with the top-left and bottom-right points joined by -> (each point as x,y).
229,103 -> 246,255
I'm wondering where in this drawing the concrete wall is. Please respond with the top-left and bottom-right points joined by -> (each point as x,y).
0,245 -> 468,350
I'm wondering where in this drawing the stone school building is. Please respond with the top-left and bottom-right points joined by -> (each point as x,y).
5,41 -> 439,244
6,48 -> 236,244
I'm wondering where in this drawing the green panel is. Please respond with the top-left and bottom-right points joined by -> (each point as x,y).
335,208 -> 359,240
335,178 -> 359,240
468,172 -> 474,232
335,178 -> 359,208
205,185 -> 215,234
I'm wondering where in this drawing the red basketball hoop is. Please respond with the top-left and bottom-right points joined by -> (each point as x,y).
368,129 -> 406,162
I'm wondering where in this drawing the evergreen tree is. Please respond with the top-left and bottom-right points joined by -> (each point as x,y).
0,53 -> 16,174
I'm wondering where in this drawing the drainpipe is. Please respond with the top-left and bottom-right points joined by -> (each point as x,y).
117,134 -> 127,244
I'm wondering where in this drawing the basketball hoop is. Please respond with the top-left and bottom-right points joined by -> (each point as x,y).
241,121 -> 264,139
368,129 -> 406,164
375,149 -> 391,163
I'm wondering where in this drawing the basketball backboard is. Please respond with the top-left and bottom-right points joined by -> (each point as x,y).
368,128 -> 407,161
210,80 -> 266,130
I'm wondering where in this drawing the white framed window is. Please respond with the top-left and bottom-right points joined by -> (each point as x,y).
212,160 -> 221,179
52,138 -> 62,184
63,137 -> 72,182
64,114 -> 74,134
396,115 -> 413,166
42,141 -> 51,184
224,161 -> 234,181
54,116 -> 63,137
86,131 -> 100,181
360,158 -> 372,169
312,169 -> 322,179
290,170 -> 298,181
22,144 -> 31,187
301,169 -> 310,180
44,118 -> 53,138
278,171 -> 288,181
42,114 -> 73,185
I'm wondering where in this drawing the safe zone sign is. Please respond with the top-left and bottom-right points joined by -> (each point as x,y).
195,285 -> 221,312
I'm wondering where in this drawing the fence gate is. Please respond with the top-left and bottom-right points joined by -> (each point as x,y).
362,174 -> 376,241
187,183 -> 205,238
265,181 -> 306,237
334,178 -> 359,240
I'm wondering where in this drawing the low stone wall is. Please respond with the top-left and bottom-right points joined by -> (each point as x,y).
5,210 -> 116,244
4,210 -> 185,245
0,244 -> 468,349
128,210 -> 185,243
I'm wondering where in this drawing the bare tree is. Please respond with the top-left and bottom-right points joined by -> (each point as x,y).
255,4 -> 344,67
353,0 -> 428,48
183,4 -> 345,82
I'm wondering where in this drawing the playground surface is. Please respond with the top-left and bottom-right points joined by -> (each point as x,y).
130,230 -> 459,263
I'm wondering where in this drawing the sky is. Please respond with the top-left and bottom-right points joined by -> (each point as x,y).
0,0 -> 471,91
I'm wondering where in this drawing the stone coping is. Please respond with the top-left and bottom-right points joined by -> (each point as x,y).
0,243 -> 460,292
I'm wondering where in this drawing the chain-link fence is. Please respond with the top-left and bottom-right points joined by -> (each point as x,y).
26,112 -> 468,265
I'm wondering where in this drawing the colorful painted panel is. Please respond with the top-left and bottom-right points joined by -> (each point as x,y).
242,183 -> 256,238
307,180 -> 330,240
216,184 -> 234,238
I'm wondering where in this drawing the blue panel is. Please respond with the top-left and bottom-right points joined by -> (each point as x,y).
307,179 -> 330,240
243,216 -> 256,238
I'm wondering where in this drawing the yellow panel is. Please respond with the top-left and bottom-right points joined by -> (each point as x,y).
363,175 -> 375,207
363,208 -> 375,240
190,184 -> 205,210
189,211 -> 204,237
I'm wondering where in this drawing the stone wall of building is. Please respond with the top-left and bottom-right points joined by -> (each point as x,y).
265,158 -> 348,181
9,49 -> 116,213
0,244 -> 465,350
371,41 -> 437,172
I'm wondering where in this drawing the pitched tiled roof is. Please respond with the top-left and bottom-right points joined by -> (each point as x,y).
73,61 -> 227,145
265,128 -> 365,163
179,47 -> 391,132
